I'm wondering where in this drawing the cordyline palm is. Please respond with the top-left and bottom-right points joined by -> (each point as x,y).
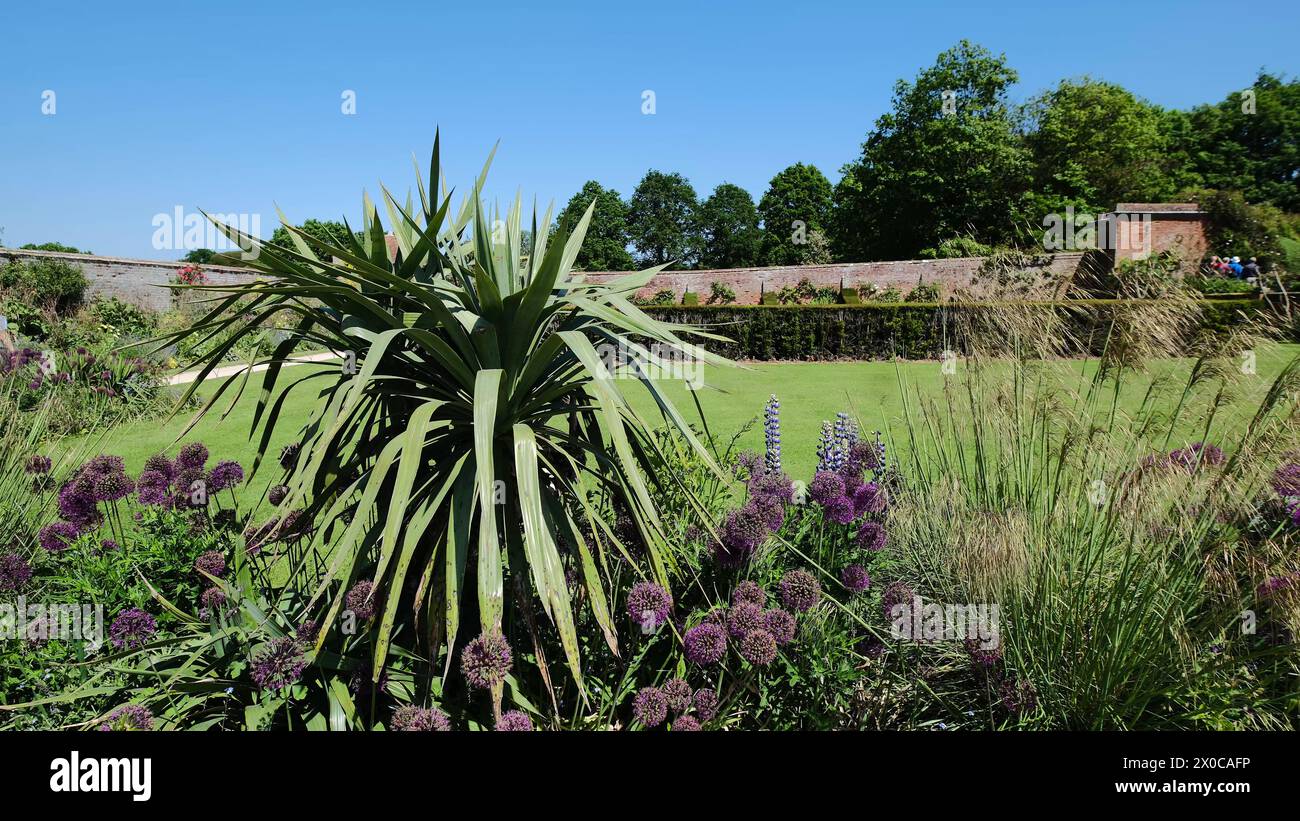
161,136 -> 730,693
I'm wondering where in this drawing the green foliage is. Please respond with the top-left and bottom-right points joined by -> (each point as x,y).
627,170 -> 700,268
1195,188 -> 1300,270
19,242 -> 90,254
269,219 -> 360,252
921,236 -> 993,259
707,281 -> 737,305
555,180 -> 634,271
832,40 -> 1032,261
758,163 -> 833,265
1,257 -> 88,311
698,183 -> 762,269
182,248 -> 217,264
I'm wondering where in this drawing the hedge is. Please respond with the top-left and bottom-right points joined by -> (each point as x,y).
643,299 -> 1270,361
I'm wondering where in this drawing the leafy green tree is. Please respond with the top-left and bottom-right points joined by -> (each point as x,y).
758,164 -> 833,265
1024,78 -> 1181,214
20,241 -> 90,254
555,181 -> 634,271
627,170 -> 700,268
832,40 -> 1032,261
269,219 -> 358,251
698,183 -> 762,269
1180,73 -> 1300,212
182,248 -> 216,264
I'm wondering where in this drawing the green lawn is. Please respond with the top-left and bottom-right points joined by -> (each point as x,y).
87,344 -> 1300,494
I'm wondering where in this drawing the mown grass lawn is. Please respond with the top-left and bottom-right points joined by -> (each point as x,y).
84,344 -> 1300,499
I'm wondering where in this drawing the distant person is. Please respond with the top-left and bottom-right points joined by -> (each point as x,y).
1229,256 -> 1244,278
1243,257 -> 1261,279
1208,255 -> 1224,276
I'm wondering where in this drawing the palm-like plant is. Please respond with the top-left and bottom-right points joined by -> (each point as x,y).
161,136 -> 730,694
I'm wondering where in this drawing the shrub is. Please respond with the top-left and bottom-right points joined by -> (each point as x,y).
708,281 -> 737,305
0,257 -> 88,311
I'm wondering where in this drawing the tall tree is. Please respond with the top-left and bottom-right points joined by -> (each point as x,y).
1023,78 -> 1182,214
269,219 -> 358,251
758,163 -> 833,265
627,170 -> 700,268
554,181 -> 634,271
698,182 -> 762,268
832,40 -> 1032,261
1180,73 -> 1300,212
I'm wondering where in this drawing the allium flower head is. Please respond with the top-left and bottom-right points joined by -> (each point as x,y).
198,587 -> 227,618
391,705 -> 451,731
208,460 -> 245,491
100,538 -> 119,552
763,608 -> 797,645
176,442 -> 209,471
693,688 -> 718,722
496,710 -> 534,732
778,569 -> 820,612
840,563 -> 871,593
856,521 -> 887,552
194,550 -> 226,578
57,478 -> 100,528
1169,442 -> 1224,471
824,494 -> 856,524
279,442 -> 301,471
93,470 -> 134,502
662,678 -> 692,714
25,455 -> 52,475
999,678 -> 1037,716
671,715 -> 701,731
136,469 -> 170,506
0,553 -> 33,592
250,636 -> 307,690
626,581 -> 672,631
809,470 -> 846,505
345,580 -> 378,620
632,686 -> 668,727
1271,463 -> 1300,499
754,493 -> 786,531
713,505 -> 769,567
749,470 -> 793,506
461,633 -> 512,690
143,453 -> 176,480
726,602 -> 765,639
39,521 -> 79,552
109,608 -> 157,650
683,622 -> 727,666
99,704 -> 153,731
737,629 -> 778,666
964,638 -> 1002,668
882,581 -> 916,620
268,484 -> 289,505
731,580 -> 766,609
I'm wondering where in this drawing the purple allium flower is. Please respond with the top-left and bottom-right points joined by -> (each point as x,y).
461,633 -> 512,690
391,705 -> 451,731
99,538 -> 119,552
24,455 -> 52,475
57,478 -> 100,528
713,504 -> 769,567
735,450 -> 762,478
1257,574 -> 1299,598
632,686 -> 668,727
683,622 -> 727,666
840,563 -> 871,593
176,442 -> 209,472
1271,464 -> 1300,499
763,394 -> 782,475
268,484 -> 289,505
856,521 -> 887,552
195,550 -> 226,578
198,586 -> 227,618
295,619 -> 320,649
852,482 -> 885,517
626,581 -> 672,631
135,469 -> 170,506
93,470 -> 134,502
727,602 -> 765,640
208,460 -> 245,491
731,580 -> 766,609
809,470 -> 846,505
778,569 -> 820,613
964,638 -> 1002,668
882,581 -> 916,621
824,494 -> 856,524
662,678 -> 692,714
998,678 -> 1037,716
143,453 -> 176,480
846,439 -> 882,474
754,494 -> 786,531
38,521 -> 79,552
496,710 -> 534,732
1168,442 -> 1224,471
250,636 -> 307,691
83,455 -> 126,477
109,608 -> 157,650
0,553 -> 33,592
279,442 -> 301,471
763,608 -> 797,645
345,580 -> 378,620
671,715 -> 701,731
748,470 -> 793,504
693,688 -> 718,722
98,704 -> 154,731
737,629 -> 778,666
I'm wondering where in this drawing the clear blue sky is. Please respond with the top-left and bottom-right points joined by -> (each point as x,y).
1,0 -> 1296,259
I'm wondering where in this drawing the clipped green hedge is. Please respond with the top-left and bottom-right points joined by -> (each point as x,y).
644,299 -> 1268,360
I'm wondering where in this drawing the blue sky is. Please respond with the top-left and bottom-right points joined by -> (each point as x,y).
1,0 -> 1297,259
